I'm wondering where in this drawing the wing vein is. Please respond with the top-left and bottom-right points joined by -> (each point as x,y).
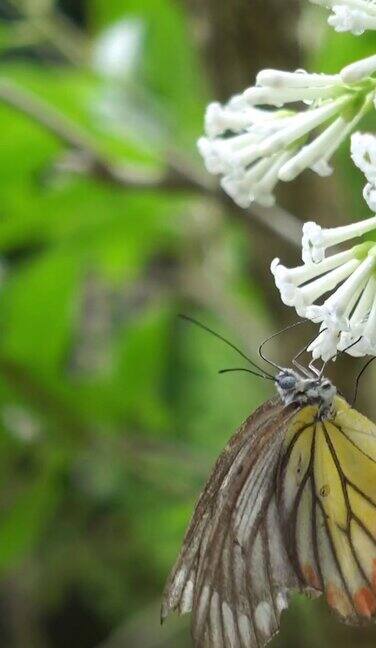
335,423 -> 376,465
316,497 -> 356,613
311,422 -> 325,590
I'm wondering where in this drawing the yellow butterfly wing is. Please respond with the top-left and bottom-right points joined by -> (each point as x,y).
278,396 -> 376,623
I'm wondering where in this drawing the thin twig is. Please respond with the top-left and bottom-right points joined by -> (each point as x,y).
0,78 -> 302,247
0,79 -> 206,188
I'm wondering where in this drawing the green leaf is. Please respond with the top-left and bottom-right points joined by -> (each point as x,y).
114,302 -> 174,433
1,252 -> 80,372
0,470 -> 60,572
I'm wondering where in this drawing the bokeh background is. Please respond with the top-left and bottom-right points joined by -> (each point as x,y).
0,1 -> 374,647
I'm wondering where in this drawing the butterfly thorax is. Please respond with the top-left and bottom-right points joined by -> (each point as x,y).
275,368 -> 337,420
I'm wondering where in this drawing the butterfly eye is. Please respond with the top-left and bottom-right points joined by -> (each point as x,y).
321,381 -> 331,390
279,375 -> 296,390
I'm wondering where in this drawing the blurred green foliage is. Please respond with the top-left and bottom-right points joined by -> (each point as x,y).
0,1 -> 373,647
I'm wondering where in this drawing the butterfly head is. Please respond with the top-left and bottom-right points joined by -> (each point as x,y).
275,369 -> 336,419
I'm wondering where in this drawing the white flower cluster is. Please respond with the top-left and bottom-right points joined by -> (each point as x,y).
198,58 -> 375,209
272,132 -> 376,361
272,236 -> 376,360
311,0 -> 376,35
197,0 -> 376,363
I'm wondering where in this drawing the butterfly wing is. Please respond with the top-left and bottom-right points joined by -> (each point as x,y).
163,390 -> 376,646
162,397 -> 309,648
278,396 -> 376,624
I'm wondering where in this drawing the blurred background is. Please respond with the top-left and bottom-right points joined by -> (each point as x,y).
0,0 -> 374,647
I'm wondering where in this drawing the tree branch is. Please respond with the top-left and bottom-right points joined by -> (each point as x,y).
0,78 -> 302,247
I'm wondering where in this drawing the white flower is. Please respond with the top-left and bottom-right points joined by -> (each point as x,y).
341,53 -> 376,84
336,274 -> 376,355
308,268 -> 376,360
364,183 -> 376,211
307,327 -> 341,362
305,247 -> 376,328
311,0 -> 376,34
273,243 -> 376,359
273,237 -> 376,360
351,132 -> 376,183
302,215 -> 376,263
271,247 -> 363,317
351,132 -> 376,212
328,5 -> 376,34
198,62 -> 375,209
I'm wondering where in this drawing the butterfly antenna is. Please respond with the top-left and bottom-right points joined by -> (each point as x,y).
352,355 -> 376,406
179,314 -> 275,379
258,320 -> 306,371
219,368 -> 275,381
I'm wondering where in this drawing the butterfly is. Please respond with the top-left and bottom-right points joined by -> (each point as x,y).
161,320 -> 376,648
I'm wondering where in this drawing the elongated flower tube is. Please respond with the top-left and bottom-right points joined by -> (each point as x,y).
198,62 -> 375,208
336,274 -> 376,355
302,214 -> 376,263
341,54 -> 376,85
308,267 -> 376,360
351,131 -> 376,211
307,325 -> 345,361
311,0 -> 376,34
271,247 -> 362,316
